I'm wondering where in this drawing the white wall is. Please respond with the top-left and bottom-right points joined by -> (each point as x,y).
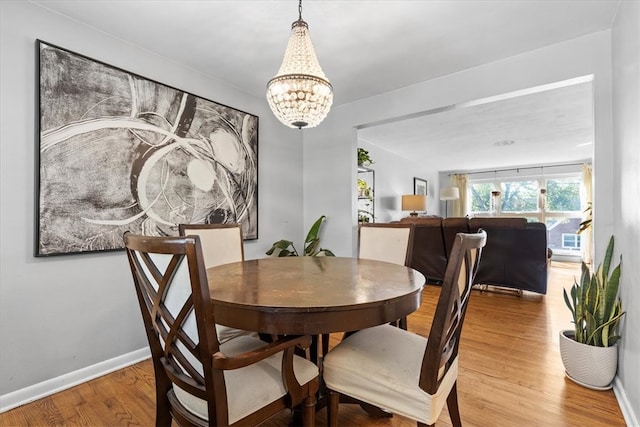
611,1 -> 640,424
358,140 -> 439,223
0,0 -> 304,400
303,29 -> 637,423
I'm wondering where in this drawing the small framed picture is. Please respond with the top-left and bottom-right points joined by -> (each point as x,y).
414,177 -> 428,196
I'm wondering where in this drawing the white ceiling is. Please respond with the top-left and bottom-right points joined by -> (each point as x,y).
358,78 -> 595,171
32,0 -> 618,169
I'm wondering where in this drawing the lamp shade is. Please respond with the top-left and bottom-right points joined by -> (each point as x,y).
440,187 -> 460,201
402,195 -> 427,212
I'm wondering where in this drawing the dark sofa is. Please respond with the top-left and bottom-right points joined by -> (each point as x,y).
398,216 -> 548,294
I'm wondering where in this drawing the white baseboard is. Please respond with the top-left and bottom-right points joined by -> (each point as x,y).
0,347 -> 150,413
613,377 -> 639,427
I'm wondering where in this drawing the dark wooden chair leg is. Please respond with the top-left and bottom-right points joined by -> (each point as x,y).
156,401 -> 172,427
399,316 -> 408,330
446,381 -> 462,427
327,389 -> 340,427
321,333 -> 330,358
359,402 -> 393,418
309,335 -> 320,365
154,370 -> 172,427
302,393 -> 317,427
310,334 -> 330,365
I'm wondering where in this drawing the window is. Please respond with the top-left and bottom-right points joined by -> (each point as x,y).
470,182 -> 492,213
562,233 -> 581,249
500,180 -> 538,212
466,168 -> 586,258
546,177 -> 581,212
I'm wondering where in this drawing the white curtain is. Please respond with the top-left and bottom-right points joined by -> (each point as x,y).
580,163 -> 593,265
450,174 -> 468,217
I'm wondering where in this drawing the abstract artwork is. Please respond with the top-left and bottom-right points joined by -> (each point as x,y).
36,41 -> 258,256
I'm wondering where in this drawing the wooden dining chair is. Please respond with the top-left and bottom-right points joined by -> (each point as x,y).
358,222 -> 415,329
324,230 -> 487,427
178,223 -> 254,344
124,233 -> 319,427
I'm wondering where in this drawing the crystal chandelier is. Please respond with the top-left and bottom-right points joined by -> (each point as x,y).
266,0 -> 333,129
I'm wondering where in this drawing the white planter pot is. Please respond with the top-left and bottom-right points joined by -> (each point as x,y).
559,330 -> 618,390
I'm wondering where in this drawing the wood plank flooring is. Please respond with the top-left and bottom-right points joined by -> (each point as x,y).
0,262 -> 626,426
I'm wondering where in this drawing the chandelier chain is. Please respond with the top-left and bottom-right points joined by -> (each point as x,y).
298,0 -> 303,21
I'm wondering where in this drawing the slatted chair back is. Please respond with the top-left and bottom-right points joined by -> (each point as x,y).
178,223 -> 244,269
358,223 -> 415,266
124,233 -> 221,426
420,230 -> 487,396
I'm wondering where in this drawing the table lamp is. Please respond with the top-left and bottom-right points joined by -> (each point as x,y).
402,195 -> 427,217
440,187 -> 460,218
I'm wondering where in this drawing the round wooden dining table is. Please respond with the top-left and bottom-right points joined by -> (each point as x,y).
206,256 -> 425,336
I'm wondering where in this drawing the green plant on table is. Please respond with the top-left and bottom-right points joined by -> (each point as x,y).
563,235 -> 624,347
266,215 -> 335,257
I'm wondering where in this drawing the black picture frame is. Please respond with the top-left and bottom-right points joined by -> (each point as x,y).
414,177 -> 428,196
36,40 -> 258,256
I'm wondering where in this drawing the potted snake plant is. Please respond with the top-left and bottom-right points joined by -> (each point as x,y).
559,235 -> 624,390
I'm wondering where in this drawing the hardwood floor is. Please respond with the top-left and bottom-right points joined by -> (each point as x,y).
0,262 -> 625,426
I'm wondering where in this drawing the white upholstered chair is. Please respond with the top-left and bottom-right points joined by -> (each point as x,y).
124,233 -> 319,427
358,222 -> 414,266
358,222 -> 415,329
178,223 -> 244,270
324,230 -> 487,427
178,223 -> 253,344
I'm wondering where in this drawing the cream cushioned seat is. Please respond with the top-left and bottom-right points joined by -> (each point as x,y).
174,335 -> 319,425
215,324 -> 257,344
323,325 -> 458,426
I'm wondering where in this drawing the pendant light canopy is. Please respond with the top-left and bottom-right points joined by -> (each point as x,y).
266,0 -> 333,129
